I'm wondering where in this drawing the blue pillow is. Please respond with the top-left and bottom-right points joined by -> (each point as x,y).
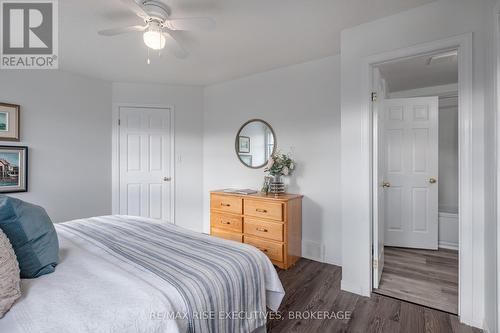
0,196 -> 59,278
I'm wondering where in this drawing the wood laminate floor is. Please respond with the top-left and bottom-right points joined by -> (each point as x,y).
374,247 -> 458,314
268,258 -> 478,333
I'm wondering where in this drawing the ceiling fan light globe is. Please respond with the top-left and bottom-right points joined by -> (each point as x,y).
143,30 -> 166,50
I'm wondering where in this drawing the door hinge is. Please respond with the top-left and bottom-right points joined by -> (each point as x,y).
373,259 -> 378,269
371,92 -> 378,102
118,119 -> 121,126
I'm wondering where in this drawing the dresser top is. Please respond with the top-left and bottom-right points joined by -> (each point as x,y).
211,190 -> 303,201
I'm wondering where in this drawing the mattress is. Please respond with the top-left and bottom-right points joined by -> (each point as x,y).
0,215 -> 284,333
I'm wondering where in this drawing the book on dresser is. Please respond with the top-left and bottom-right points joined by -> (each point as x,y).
210,190 -> 303,269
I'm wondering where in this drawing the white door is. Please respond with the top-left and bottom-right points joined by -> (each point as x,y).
119,106 -> 172,221
372,70 -> 386,288
382,97 -> 439,249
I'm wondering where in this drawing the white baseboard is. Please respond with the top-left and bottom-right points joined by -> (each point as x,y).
482,320 -> 490,333
438,212 -> 459,250
438,241 -> 459,251
341,279 -> 370,297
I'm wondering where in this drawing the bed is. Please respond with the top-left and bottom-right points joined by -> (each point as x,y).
0,215 -> 285,333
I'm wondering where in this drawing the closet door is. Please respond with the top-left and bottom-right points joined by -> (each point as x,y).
119,106 -> 172,221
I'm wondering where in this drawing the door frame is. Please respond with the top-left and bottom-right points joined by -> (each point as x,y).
111,103 -> 176,223
366,34 -> 474,324
495,8 -> 500,333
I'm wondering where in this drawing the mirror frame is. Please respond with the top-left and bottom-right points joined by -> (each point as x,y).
235,119 -> 277,169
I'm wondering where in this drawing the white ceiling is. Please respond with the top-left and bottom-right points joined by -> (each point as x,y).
378,51 -> 458,93
60,0 -> 435,85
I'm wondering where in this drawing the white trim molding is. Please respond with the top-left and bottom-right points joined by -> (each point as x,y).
362,33 -> 477,326
111,103 -> 176,224
389,83 -> 459,99
495,5 -> 500,333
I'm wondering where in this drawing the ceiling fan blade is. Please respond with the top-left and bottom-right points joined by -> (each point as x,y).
120,0 -> 149,19
98,25 -> 147,36
163,31 -> 188,59
164,17 -> 215,31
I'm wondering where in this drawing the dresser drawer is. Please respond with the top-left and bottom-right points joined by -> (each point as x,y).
211,213 -> 243,233
211,228 -> 243,242
211,194 -> 243,214
244,199 -> 283,221
244,236 -> 283,262
244,218 -> 283,242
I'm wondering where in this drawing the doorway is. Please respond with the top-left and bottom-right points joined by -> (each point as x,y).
113,105 -> 175,222
372,50 -> 459,314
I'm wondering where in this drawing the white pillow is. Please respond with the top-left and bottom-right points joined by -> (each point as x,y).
0,228 -> 21,318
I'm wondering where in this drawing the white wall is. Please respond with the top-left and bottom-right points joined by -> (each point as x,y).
112,82 -> 204,232
438,99 -> 459,213
438,212 -> 459,250
487,1 -> 499,332
0,70 -> 112,222
203,55 -> 342,265
340,0 -> 492,328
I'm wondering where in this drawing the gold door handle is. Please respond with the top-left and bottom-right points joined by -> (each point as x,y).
220,203 -> 231,207
220,220 -> 231,225
429,177 -> 437,184
256,227 -> 268,232
382,181 -> 391,188
256,208 -> 268,213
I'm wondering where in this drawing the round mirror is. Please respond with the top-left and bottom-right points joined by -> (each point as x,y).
235,119 -> 276,168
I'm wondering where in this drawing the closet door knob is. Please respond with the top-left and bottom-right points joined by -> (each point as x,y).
429,177 -> 437,184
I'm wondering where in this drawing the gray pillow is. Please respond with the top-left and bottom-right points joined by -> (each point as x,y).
0,196 -> 59,278
0,228 -> 21,318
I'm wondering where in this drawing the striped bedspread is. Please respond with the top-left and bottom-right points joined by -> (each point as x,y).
56,216 -> 284,333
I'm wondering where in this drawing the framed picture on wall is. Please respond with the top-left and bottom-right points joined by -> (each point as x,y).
238,136 -> 250,153
0,103 -> 20,141
0,146 -> 28,193
239,154 -> 252,165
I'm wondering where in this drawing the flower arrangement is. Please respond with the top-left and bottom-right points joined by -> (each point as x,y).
265,152 -> 296,177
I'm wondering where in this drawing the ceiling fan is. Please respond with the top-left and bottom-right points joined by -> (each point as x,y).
98,0 -> 215,59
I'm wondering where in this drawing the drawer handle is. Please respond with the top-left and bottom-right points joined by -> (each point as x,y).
256,208 -> 267,213
256,227 -> 268,232
220,220 -> 231,225
258,247 -> 268,253
221,203 -> 231,207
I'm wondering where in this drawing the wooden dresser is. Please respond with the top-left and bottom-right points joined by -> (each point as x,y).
210,191 -> 302,269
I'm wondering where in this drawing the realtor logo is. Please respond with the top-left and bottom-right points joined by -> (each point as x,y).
1,0 -> 58,69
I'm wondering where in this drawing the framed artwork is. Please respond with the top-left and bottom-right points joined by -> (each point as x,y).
238,136 -> 250,153
239,154 -> 252,165
0,103 -> 20,141
0,146 -> 28,193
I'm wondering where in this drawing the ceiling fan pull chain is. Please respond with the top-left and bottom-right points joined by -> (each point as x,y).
147,47 -> 151,65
